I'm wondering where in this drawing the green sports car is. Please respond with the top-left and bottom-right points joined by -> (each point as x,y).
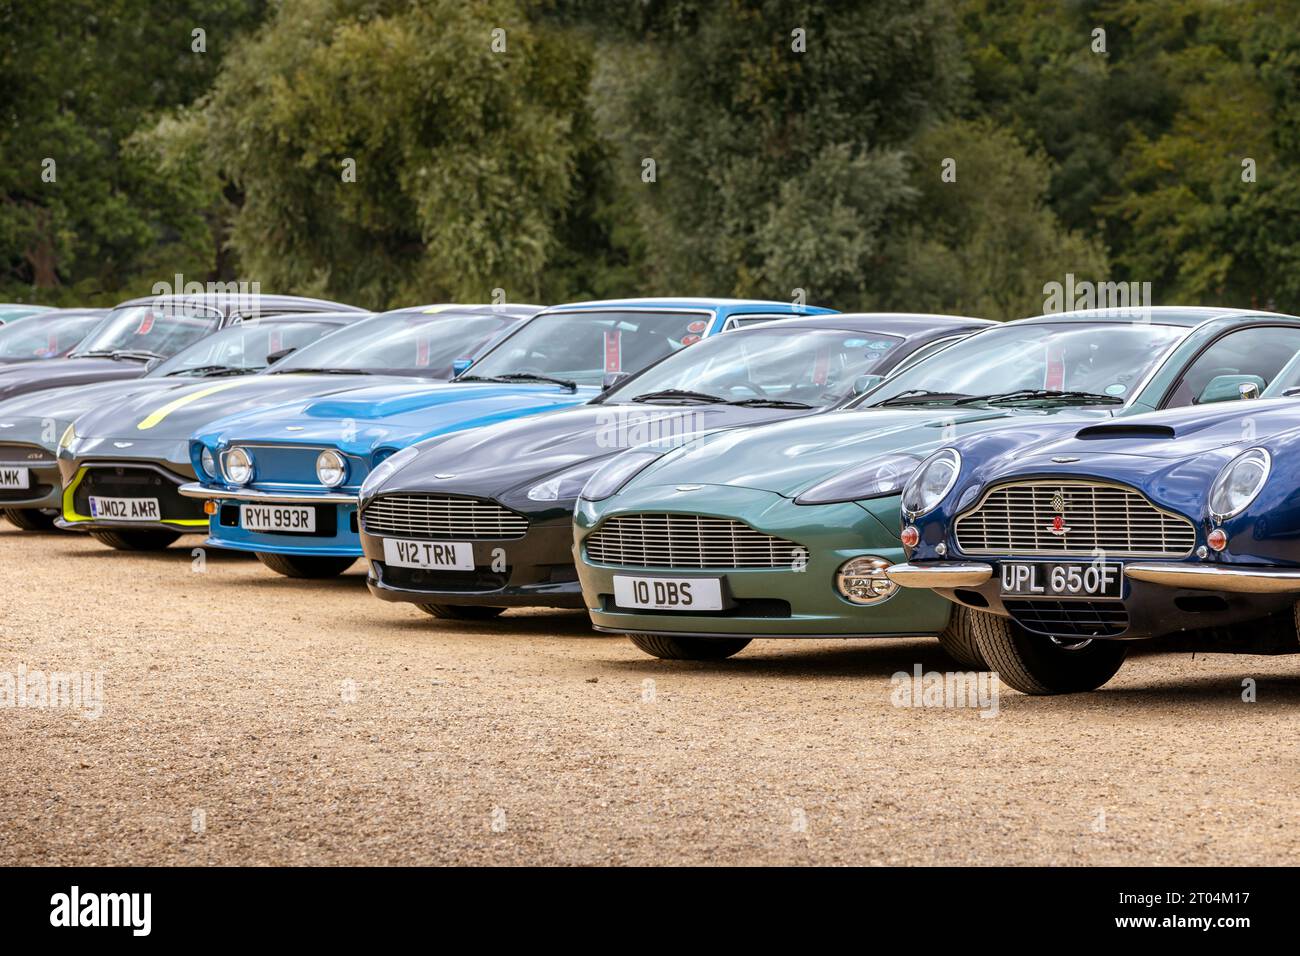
573,306 -> 1300,661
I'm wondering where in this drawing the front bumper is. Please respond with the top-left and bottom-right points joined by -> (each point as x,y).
573,485 -> 954,638
896,556 -> 1296,640
362,512 -> 584,609
58,461 -> 207,533
180,482 -> 362,556
0,446 -> 61,512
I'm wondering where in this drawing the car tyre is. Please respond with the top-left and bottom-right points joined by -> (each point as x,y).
936,605 -> 988,669
90,529 -> 182,551
970,609 -> 1127,694
418,604 -> 507,621
255,552 -> 356,578
4,508 -> 57,531
628,633 -> 751,661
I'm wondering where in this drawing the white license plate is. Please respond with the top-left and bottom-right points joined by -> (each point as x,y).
999,561 -> 1123,599
382,537 -> 474,571
613,575 -> 723,611
240,504 -> 316,533
0,466 -> 29,489
89,496 -> 160,521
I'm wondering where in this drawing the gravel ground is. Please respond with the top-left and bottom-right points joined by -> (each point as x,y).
2,523 -> 1298,866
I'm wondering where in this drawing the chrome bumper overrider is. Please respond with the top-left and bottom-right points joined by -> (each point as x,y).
886,562 -> 993,588
1124,563 -> 1300,594
178,482 -> 356,505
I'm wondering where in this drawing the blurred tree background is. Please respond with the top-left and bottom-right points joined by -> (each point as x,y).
1,0 -> 1297,318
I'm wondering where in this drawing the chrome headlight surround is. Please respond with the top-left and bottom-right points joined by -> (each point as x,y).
835,556 -> 898,605
1209,447 -> 1270,521
199,446 -> 217,479
316,449 -> 348,488
221,446 -> 254,486
901,448 -> 961,518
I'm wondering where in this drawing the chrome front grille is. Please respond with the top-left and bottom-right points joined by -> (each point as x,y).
585,513 -> 805,569
362,495 -> 528,539
955,480 -> 1195,557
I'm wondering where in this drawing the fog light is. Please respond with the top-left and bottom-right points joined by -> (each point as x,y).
900,525 -> 919,548
835,556 -> 898,605
1207,528 -> 1228,552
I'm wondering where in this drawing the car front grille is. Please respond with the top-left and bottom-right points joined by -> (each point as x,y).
955,480 -> 1195,557
585,513 -> 805,569
1004,599 -> 1129,638
74,465 -> 200,521
361,495 -> 528,540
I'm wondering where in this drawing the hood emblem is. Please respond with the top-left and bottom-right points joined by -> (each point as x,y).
434,473 -> 456,480
675,484 -> 704,492
285,425 -> 305,431
1046,492 -> 1071,535
113,441 -> 133,449
1051,456 -> 1079,463
1051,492 -> 1066,512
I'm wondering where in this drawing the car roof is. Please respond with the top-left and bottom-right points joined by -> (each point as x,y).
736,312 -> 995,336
539,297 -> 821,312
1013,306 -> 1300,328
380,303 -> 545,319
30,307 -> 110,318
114,293 -> 364,316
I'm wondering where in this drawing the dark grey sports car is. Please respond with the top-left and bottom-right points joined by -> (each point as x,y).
0,292 -> 361,401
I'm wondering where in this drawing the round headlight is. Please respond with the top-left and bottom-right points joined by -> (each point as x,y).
1209,447 -> 1270,520
222,446 -> 254,485
835,556 -> 898,605
200,446 -> 216,479
316,449 -> 348,488
901,448 -> 961,517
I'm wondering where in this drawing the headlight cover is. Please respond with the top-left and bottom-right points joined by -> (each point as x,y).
795,453 -> 922,505
527,460 -> 605,502
58,422 -> 76,452
358,445 -> 418,500
579,449 -> 665,502
1209,447 -> 1270,520
222,446 -> 254,485
900,448 -> 961,517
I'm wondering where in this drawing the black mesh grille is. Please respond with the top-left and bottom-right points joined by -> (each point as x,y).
1004,599 -> 1129,638
74,466 -> 201,521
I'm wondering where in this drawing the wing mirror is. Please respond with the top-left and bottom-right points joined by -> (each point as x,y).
852,374 -> 884,395
602,371 -> 629,391
1198,374 -> 1266,404
452,358 -> 473,377
265,347 -> 297,365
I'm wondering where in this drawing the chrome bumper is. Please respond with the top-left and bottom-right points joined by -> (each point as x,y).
886,562 -> 993,588
178,482 -> 356,505
1125,563 -> 1300,594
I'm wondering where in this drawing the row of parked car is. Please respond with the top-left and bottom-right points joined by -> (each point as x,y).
3,293 -> 1299,694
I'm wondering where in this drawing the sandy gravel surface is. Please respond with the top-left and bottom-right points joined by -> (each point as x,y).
2,524 -> 1298,866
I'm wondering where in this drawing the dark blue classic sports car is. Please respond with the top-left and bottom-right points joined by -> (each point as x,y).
888,358 -> 1300,693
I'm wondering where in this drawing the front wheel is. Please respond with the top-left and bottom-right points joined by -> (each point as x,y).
936,604 -> 988,669
4,508 -> 57,531
970,609 -> 1127,694
90,529 -> 181,551
418,604 -> 506,621
628,633 -> 751,661
255,552 -> 356,578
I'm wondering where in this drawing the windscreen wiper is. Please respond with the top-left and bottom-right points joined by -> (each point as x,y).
166,364 -> 253,377
727,398 -> 814,409
954,389 -> 1123,407
270,367 -> 370,375
870,389 -> 973,407
458,372 -> 577,392
109,349 -> 165,362
630,388 -> 727,404
69,349 -> 114,358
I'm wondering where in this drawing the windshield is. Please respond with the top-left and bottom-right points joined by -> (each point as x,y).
148,319 -> 346,377
271,310 -> 516,377
857,321 -> 1186,407
0,313 -> 105,359
464,310 -> 710,387
71,303 -> 222,360
605,327 -> 904,407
